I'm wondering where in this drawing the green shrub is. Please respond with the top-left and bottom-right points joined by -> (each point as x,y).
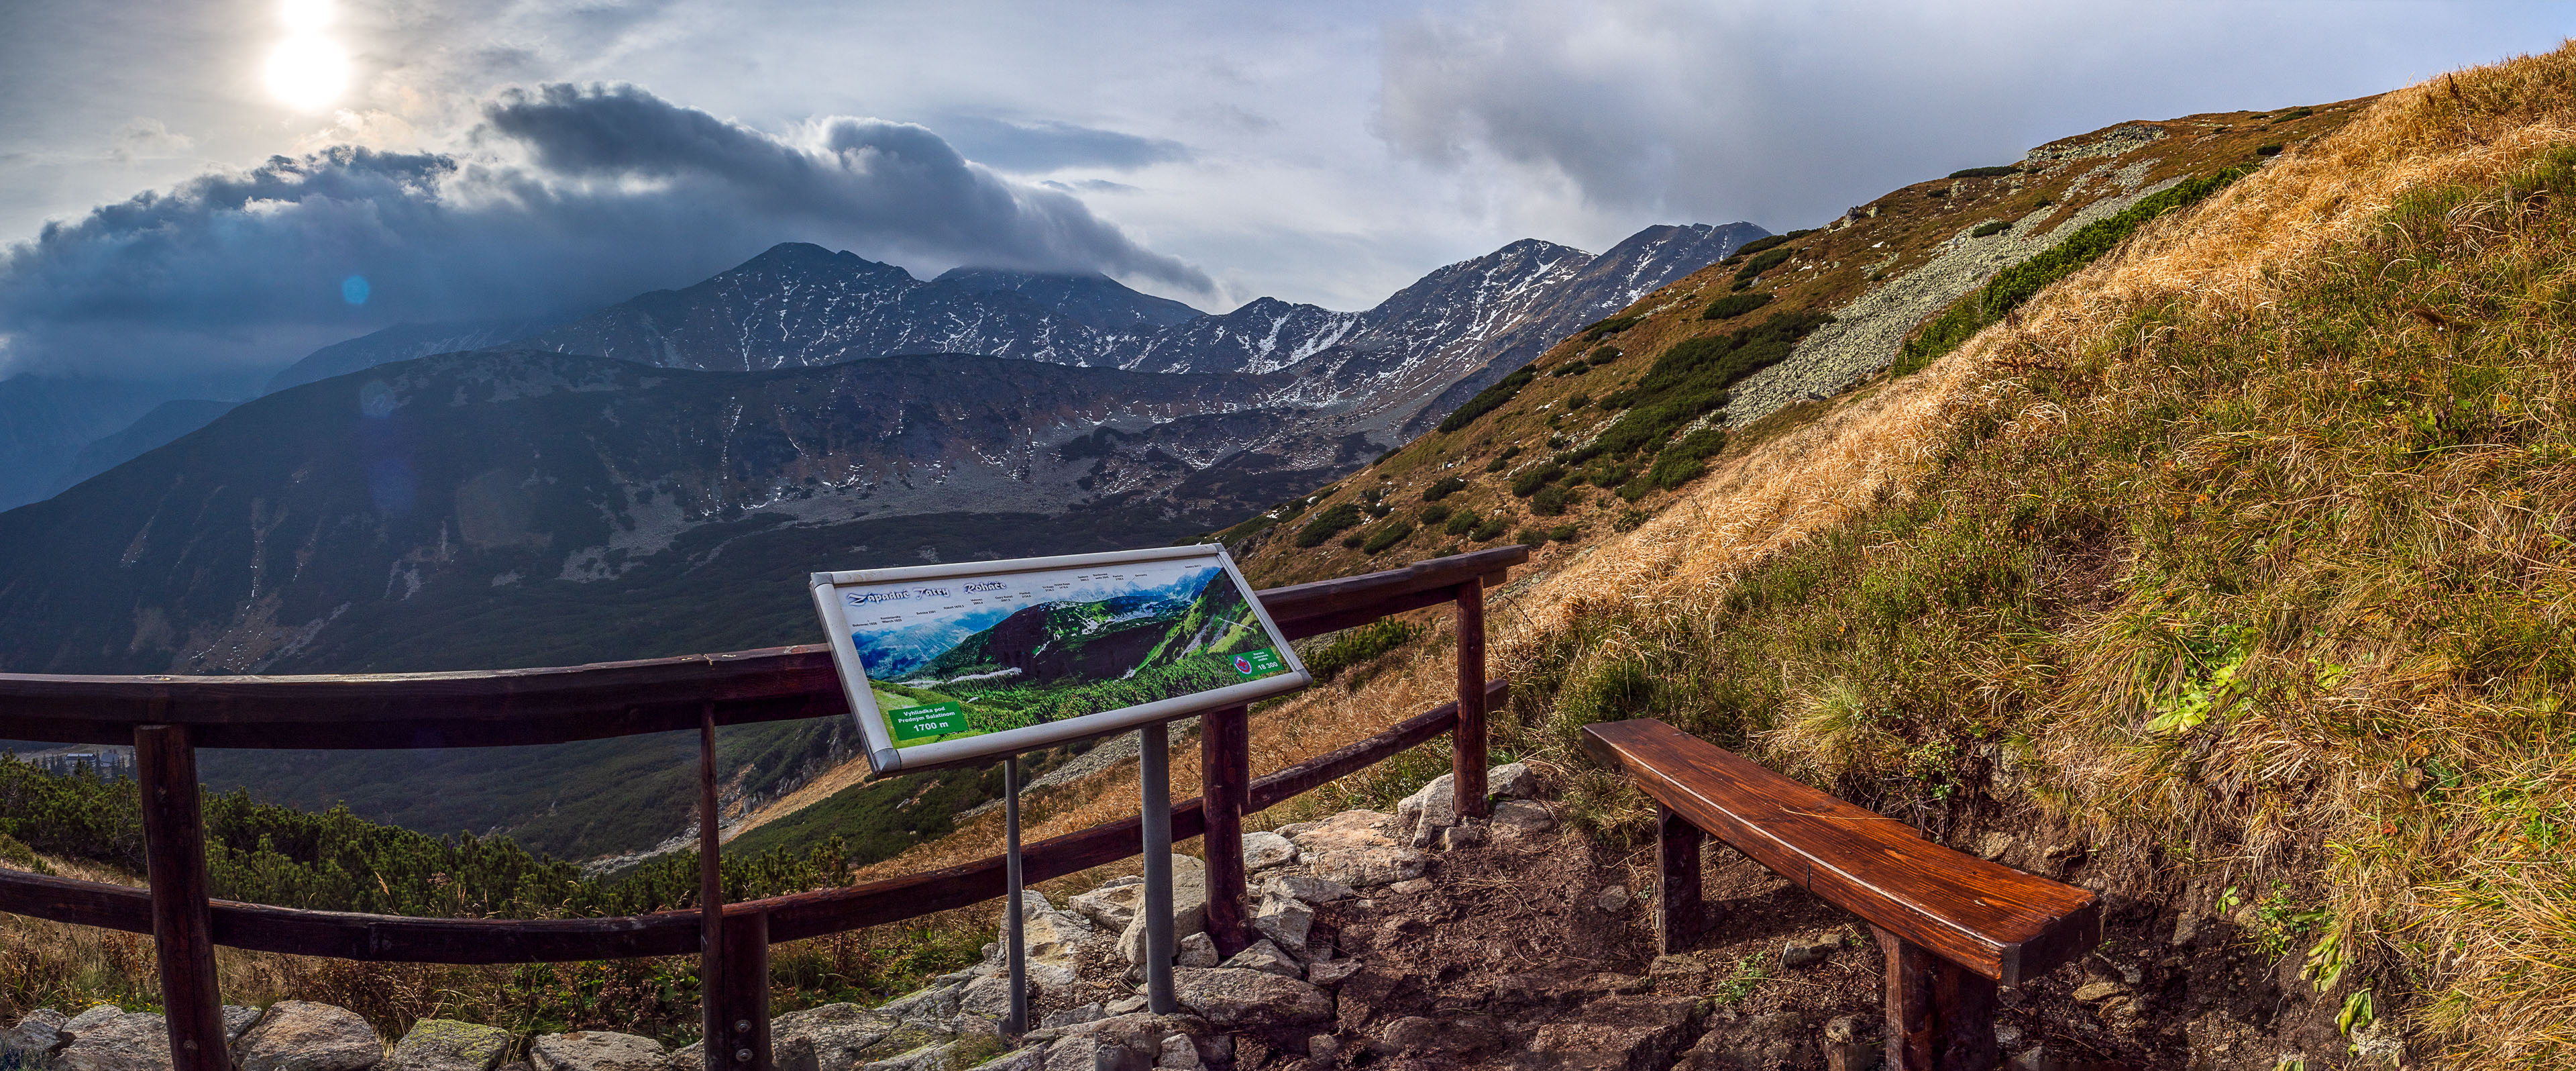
1589,346 -> 1623,362
1948,165 -> 2019,178
1717,230 -> 1812,265
1293,503 -> 1366,548
1514,527 -> 1552,546
1732,247 -> 1794,285
1511,464 -> 1566,497
1550,360 -> 1592,378
2256,143 -> 2284,157
1484,445 -> 1522,472
1971,220 -> 2010,238
1576,313 -> 1644,342
1444,509 -> 1480,536
1892,163 -> 2255,377
1925,187 -> 1950,199
1616,478 -> 1652,501
1421,476 -> 1468,502
1418,504 -> 1452,525
1647,451 -> 1707,491
1589,311 -> 1829,458
1468,517 -> 1509,541
1298,618 -> 1426,681
1358,521 -> 1415,554
1611,507 -> 1650,532
1566,393 -> 1593,411
1362,484 -> 1386,503
1703,291 -> 1774,321
1438,365 -> 1540,432
2269,107 -> 2313,123
1531,485 -> 1574,515
0,831 -> 52,875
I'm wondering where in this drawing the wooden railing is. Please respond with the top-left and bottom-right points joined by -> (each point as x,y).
0,545 -> 1527,1070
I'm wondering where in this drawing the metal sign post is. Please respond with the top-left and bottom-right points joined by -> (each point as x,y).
1138,721 -> 1176,1014
1002,755 -> 1028,1035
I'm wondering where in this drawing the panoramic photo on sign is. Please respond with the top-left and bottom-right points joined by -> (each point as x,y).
811,545 -> 1309,774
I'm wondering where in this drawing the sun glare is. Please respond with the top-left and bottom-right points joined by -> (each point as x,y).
264,0 -> 348,111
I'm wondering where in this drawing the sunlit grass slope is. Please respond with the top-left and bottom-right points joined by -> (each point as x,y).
1495,46 -> 2576,1068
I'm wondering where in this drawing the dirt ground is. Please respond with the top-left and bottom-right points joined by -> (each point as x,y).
1241,809 -> 2402,1071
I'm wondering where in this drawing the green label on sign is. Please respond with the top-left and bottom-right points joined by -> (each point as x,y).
888,702 -> 969,742
1230,647 -> 1287,677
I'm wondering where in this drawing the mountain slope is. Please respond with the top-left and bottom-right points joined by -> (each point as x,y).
265,318 -> 560,394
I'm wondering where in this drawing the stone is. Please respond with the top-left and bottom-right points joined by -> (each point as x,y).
1040,1004 -> 1106,1030
1118,856 -> 1210,966
879,985 -> 963,1028
1104,997 -> 1147,1017
1071,881 -> 1144,934
1436,825 -> 1486,850
1974,832 -> 2016,861
1822,1015 -> 1874,1071
54,1011 -> 168,1071
1396,774 -> 1458,848
1286,812 -> 1426,889
1174,933 -> 1220,968
1782,936 -> 1837,970
1374,1015 -> 1503,1057
1260,874 -> 1355,905
2072,980 -> 2125,1003
1220,939 -> 1302,978
1306,1036 -> 1341,1063
1388,878 -> 1434,895
959,974 -> 1016,1019
1170,968 -> 1334,1028
225,1006 -> 266,1045
1040,1037 -> 1138,1071
235,1001 -> 382,1071
2170,913 -> 2202,948
1647,954 -> 1710,989
1307,959 -> 1364,987
1992,1024 -> 2024,1047
1487,763 -> 1539,800
529,1033 -> 665,1071
3,1009 -> 68,1068
768,1003 -> 906,1070
1154,1035 -> 1200,1070
1595,886 -> 1631,914
1240,832 -> 1298,872
1252,895 -> 1315,952
1491,801 -> 1556,837
389,1020 -> 513,1071
853,1038 -> 967,1071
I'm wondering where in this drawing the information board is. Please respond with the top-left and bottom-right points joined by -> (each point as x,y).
810,544 -> 1311,774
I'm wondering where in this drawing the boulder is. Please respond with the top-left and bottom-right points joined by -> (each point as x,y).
767,1003 -> 908,1071
2,1009 -> 67,1068
1515,995 -> 1701,1071
1239,833 -> 1297,872
1069,878 -> 1144,932
1488,762 -> 1540,800
1038,1004 -> 1104,1030
957,974 -> 1016,1020
877,985 -> 961,1029
388,1020 -> 512,1071
1395,775 -> 1458,848
1781,936 -> 1837,970
225,1006 -> 266,1045
528,1031 -> 667,1071
1490,800 -> 1557,837
1040,1037 -> 1136,1071
1307,959 -> 1364,987
1251,895 -> 1314,953
1116,856 -> 1210,966
1154,1035 -> 1200,1070
1437,825 -> 1486,850
235,1001 -> 382,1071
1219,939 -> 1301,978
1169,968 -> 1332,1029
1285,812 -> 1425,889
54,1011 -> 168,1071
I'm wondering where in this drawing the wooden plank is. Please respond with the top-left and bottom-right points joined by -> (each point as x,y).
0,547 -> 1525,749
1199,705 -> 1251,956
134,724 -> 227,1071
710,911 -> 772,1071
1581,719 -> 2097,986
1450,580 -> 1489,820
1656,803 -> 1705,955
0,682 -> 1507,964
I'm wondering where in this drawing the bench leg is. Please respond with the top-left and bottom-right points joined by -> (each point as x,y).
1874,927 -> 1998,1070
1656,803 -> 1704,954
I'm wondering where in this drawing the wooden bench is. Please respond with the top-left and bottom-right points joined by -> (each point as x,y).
1581,719 -> 2100,1071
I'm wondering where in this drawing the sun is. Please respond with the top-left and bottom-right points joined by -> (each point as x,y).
264,0 -> 349,111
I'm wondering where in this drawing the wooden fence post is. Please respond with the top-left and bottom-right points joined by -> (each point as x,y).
134,723 -> 227,1071
1872,926 -> 1997,1070
1199,705 -> 1251,956
1451,579 -> 1489,820
712,911 -> 772,1070
1656,803 -> 1705,954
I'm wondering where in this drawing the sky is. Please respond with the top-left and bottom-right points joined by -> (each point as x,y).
1,0 -> 2571,385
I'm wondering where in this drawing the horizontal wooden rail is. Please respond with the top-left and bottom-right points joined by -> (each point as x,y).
0,680 -> 1501,963
0,546 -> 1526,750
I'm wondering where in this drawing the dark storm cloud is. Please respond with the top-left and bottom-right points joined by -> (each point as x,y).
0,83 -> 1210,379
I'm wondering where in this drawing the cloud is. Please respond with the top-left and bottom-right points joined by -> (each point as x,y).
0,83 -> 1210,380
934,117 -> 1192,172
1377,0 -> 2576,233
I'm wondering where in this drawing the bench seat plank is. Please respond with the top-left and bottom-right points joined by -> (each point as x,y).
1582,719 -> 2096,986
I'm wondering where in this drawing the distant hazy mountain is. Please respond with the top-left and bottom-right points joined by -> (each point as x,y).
49,399 -> 236,495
0,376 -> 174,511
265,318 -> 559,394
930,266 -> 1204,329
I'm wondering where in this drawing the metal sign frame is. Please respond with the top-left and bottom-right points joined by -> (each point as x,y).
810,543 -> 1310,776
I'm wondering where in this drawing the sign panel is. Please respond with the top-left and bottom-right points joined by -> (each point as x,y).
811,544 -> 1311,774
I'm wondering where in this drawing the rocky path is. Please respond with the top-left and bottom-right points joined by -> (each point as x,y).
1,762 -> 2398,1071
